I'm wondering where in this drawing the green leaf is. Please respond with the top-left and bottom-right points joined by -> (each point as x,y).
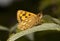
0,25 -> 9,31
7,23 -> 60,41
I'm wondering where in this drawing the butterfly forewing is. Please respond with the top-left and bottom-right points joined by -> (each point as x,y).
17,10 -> 42,30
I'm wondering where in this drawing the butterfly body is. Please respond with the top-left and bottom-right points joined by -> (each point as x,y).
17,10 -> 42,30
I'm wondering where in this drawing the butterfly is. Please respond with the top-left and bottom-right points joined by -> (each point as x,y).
17,10 -> 43,30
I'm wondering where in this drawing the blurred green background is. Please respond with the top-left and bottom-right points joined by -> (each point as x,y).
0,0 -> 60,41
